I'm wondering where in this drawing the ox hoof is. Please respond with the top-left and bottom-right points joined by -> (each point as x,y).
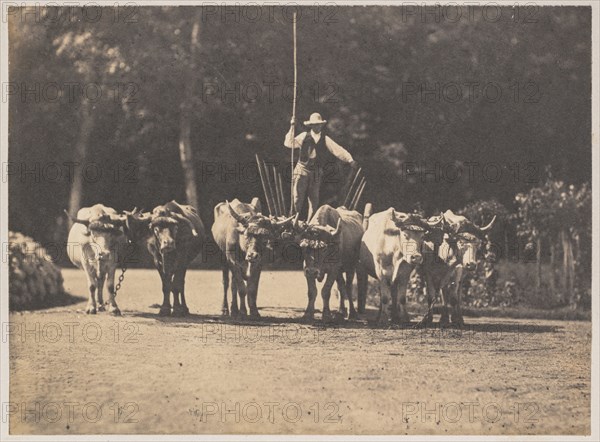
97,304 -> 106,312
172,305 -> 188,317
301,311 -> 315,322
85,305 -> 97,315
249,310 -> 261,320
413,313 -> 434,329
109,306 -> 122,316
159,306 -> 172,316
221,308 -> 230,317
439,314 -> 450,328
321,311 -> 334,323
451,315 -> 465,328
239,308 -> 248,317
347,309 -> 359,320
332,311 -> 346,323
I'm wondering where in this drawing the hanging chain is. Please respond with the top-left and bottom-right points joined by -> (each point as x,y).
114,265 -> 127,297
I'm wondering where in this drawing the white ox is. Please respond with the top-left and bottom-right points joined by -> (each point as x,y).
66,204 -> 128,315
357,208 -> 439,325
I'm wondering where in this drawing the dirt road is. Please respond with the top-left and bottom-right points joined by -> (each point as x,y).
8,269 -> 591,435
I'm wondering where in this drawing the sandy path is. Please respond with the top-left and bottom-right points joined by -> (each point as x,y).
8,269 -> 591,435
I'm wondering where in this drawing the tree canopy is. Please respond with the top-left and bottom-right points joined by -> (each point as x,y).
8,6 -> 591,249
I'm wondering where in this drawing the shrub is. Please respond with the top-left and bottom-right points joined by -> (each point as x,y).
9,231 -> 65,311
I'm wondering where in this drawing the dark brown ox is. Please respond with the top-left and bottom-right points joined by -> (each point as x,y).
294,205 -> 364,321
421,210 -> 496,327
66,204 -> 128,315
124,201 -> 205,316
211,198 -> 294,318
357,208 -> 440,325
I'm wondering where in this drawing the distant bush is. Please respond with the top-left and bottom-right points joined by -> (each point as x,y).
9,231 -> 66,311
513,177 -> 591,308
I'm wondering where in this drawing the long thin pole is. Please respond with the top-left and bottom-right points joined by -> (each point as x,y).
343,167 -> 362,207
264,159 -> 279,217
271,165 -> 282,216
275,168 -> 286,216
255,154 -> 274,216
290,11 -> 297,215
351,179 -> 367,211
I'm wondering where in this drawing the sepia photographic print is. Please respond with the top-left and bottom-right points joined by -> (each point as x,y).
1,1 -> 598,439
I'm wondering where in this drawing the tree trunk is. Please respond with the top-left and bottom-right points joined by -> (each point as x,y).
67,96 -> 93,221
535,236 -> 542,290
504,227 -> 509,261
178,13 -> 201,209
561,230 -> 575,307
549,241 -> 556,297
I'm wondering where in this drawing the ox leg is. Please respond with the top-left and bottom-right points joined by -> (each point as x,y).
394,273 -> 412,325
231,266 -> 247,316
376,279 -> 392,326
302,275 -> 318,321
221,267 -> 230,316
179,268 -> 190,316
415,269 -> 436,328
106,265 -> 121,316
171,269 -> 188,317
246,266 -> 262,318
450,268 -> 465,327
321,273 -> 336,323
96,268 -> 106,312
439,286 -> 451,327
230,276 -> 240,317
337,274 -> 347,318
158,270 -> 172,316
345,269 -> 358,319
356,265 -> 368,314
83,264 -> 98,314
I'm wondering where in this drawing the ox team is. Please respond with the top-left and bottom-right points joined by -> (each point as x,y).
67,112 -> 495,326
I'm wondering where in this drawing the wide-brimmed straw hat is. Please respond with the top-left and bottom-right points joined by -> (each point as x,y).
304,113 -> 327,126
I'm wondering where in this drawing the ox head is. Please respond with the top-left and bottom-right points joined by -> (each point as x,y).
121,207 -> 153,243
279,212 -> 308,242
442,210 -> 496,271
149,206 -> 198,254
65,210 -> 126,263
227,201 -> 294,265
299,218 -> 342,282
390,210 -> 436,266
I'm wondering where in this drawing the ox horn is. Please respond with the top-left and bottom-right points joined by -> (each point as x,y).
226,200 -> 248,226
172,213 -> 199,237
391,209 -> 408,225
63,209 -> 90,226
426,214 -> 444,228
330,218 -> 342,237
272,213 -> 296,227
109,213 -> 127,226
475,215 -> 496,233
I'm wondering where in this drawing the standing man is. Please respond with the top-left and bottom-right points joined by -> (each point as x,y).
284,112 -> 358,221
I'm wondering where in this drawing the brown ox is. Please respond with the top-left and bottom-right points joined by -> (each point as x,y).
124,201 -> 205,316
212,198 -> 294,318
421,210 -> 496,327
294,205 -> 364,321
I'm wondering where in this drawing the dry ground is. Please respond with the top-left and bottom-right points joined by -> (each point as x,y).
8,269 -> 592,435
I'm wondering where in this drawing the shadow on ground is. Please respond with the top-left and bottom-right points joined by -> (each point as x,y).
10,291 -> 87,312
126,306 -> 561,334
